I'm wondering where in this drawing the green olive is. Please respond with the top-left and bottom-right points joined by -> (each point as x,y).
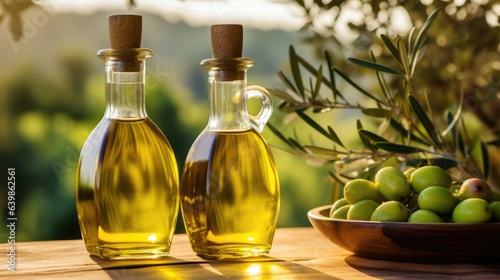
329,198 -> 350,217
403,167 -> 417,180
410,166 -> 452,193
370,201 -> 409,222
418,186 -> 459,216
452,198 -> 491,223
347,200 -> 380,221
408,209 -> 443,223
330,204 -> 351,219
375,166 -> 411,201
343,179 -> 384,204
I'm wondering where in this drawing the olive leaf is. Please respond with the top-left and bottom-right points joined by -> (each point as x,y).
289,46 -> 305,100
410,9 -> 440,66
333,68 -> 385,104
371,52 -> 393,104
381,34 -> 401,65
408,94 -> 441,148
325,50 -> 345,101
375,142 -> 424,154
288,137 -> 308,153
457,130 -> 467,157
408,158 -> 459,170
296,110 -> 330,140
327,126 -> 345,148
329,171 -> 348,185
267,123 -> 292,147
480,141 -> 489,179
398,39 -> 410,76
357,120 -> 376,151
277,71 -> 298,97
358,129 -> 389,143
346,57 -> 405,76
441,90 -> 464,138
361,108 -> 391,118
304,145 -> 340,158
389,118 -> 427,145
311,65 -> 323,102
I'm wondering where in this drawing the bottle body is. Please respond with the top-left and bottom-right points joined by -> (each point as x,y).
180,58 -> 280,259
76,49 -> 179,259
181,129 -> 279,259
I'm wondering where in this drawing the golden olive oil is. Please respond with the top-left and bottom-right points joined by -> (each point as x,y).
181,129 -> 279,259
76,118 -> 179,259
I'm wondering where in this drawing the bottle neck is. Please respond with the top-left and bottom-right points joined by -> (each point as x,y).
202,58 -> 254,131
98,49 -> 152,120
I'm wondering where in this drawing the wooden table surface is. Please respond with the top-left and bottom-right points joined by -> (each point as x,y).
2,227 -> 500,279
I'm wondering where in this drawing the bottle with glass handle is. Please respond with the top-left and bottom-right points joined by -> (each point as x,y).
180,24 -> 280,260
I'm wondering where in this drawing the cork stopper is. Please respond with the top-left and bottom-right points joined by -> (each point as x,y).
108,14 -> 142,49
210,24 -> 244,80
210,24 -> 243,58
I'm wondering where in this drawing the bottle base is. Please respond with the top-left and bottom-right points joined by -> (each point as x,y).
86,243 -> 171,260
193,244 -> 271,260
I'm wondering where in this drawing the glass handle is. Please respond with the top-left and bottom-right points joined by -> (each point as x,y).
246,85 -> 273,133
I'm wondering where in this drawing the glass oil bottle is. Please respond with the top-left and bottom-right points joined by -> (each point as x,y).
180,24 -> 280,259
75,15 -> 179,259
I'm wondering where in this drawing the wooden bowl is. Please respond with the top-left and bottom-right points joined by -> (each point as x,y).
308,205 -> 500,263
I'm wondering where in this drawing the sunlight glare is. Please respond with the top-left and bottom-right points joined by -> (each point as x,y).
246,264 -> 262,276
147,234 -> 157,242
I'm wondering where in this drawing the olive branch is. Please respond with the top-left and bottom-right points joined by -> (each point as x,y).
268,9 -> 492,198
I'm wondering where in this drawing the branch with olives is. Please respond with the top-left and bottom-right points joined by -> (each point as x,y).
268,9 -> 491,197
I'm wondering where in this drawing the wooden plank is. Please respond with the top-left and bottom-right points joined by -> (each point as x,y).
1,227 -> 499,279
2,228 -> 336,275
